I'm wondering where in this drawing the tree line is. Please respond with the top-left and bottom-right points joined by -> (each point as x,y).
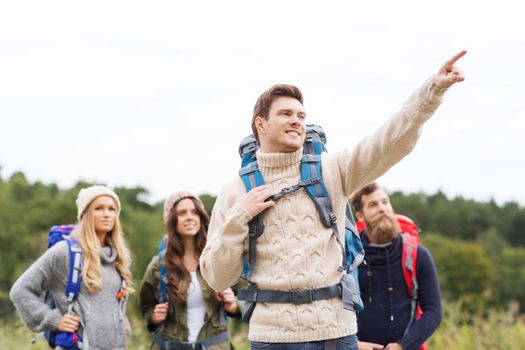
1,169 -> 524,319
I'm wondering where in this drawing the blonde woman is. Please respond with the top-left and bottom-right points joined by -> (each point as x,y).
10,185 -> 133,350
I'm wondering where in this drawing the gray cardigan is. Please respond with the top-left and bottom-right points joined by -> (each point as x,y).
10,240 -> 128,350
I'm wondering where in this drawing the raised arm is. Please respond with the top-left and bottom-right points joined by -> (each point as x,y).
333,51 -> 467,196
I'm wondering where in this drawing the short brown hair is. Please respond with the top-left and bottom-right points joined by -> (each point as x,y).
351,182 -> 380,213
251,84 -> 304,144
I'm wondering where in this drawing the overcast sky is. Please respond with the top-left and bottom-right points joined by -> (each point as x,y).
1,1 -> 524,205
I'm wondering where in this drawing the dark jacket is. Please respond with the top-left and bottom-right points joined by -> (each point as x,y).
357,234 -> 442,350
139,255 -> 241,350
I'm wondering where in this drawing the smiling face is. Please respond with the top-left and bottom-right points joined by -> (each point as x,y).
174,198 -> 201,238
91,195 -> 117,235
255,96 -> 306,153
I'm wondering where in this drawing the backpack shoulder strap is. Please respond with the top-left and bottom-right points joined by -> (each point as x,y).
64,237 -> 83,313
401,232 -> 419,297
300,126 -> 348,273
158,235 -> 169,303
300,125 -> 335,227
344,205 -> 365,272
301,154 -> 345,272
401,232 -> 424,339
238,161 -> 266,281
239,161 -> 265,191
301,155 -> 331,226
239,135 -> 258,167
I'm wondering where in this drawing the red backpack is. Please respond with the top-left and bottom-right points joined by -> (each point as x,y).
357,214 -> 427,350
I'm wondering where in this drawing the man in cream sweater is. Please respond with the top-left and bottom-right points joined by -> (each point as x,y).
200,51 -> 466,350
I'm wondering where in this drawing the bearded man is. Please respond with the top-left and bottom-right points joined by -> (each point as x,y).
351,183 -> 442,350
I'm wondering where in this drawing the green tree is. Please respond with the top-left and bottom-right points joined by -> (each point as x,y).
424,234 -> 495,312
199,193 -> 217,215
497,247 -> 525,311
477,228 -> 508,261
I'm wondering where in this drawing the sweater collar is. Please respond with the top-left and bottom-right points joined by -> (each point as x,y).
100,245 -> 117,264
255,148 -> 303,169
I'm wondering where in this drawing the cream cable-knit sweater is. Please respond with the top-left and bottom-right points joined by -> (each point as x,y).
200,78 -> 448,343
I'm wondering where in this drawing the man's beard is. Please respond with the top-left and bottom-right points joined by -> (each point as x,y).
365,212 -> 400,244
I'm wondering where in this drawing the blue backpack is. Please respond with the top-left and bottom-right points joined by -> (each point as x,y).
42,224 -> 84,350
236,124 -> 365,321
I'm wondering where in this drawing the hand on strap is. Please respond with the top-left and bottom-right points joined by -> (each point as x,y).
218,288 -> 238,314
150,302 -> 169,325
239,185 -> 275,218
57,313 -> 80,333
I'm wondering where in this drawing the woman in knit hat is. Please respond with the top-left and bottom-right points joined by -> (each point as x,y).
139,191 -> 242,350
10,185 -> 133,350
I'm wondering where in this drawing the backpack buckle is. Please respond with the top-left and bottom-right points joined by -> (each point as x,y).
309,176 -> 320,185
329,212 -> 337,224
270,184 -> 297,202
281,186 -> 294,195
291,289 -> 313,305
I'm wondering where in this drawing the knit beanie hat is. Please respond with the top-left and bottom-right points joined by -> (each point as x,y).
76,185 -> 121,220
163,191 -> 205,224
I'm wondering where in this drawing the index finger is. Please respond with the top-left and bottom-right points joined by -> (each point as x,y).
444,50 -> 467,70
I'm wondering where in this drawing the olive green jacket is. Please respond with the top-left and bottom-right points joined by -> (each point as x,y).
139,255 -> 241,350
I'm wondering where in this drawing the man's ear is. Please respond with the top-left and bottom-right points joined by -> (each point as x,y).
356,211 -> 364,221
254,116 -> 266,136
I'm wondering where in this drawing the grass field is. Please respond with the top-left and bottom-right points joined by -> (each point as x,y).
2,302 -> 524,349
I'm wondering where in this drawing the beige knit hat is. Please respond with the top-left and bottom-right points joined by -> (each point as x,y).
76,185 -> 121,220
163,191 -> 205,224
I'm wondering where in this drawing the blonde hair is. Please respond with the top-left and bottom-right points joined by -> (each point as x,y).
72,196 -> 133,294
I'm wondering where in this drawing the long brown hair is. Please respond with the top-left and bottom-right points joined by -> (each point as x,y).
164,197 -> 209,304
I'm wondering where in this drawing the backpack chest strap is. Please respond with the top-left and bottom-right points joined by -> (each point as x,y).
267,176 -> 321,202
